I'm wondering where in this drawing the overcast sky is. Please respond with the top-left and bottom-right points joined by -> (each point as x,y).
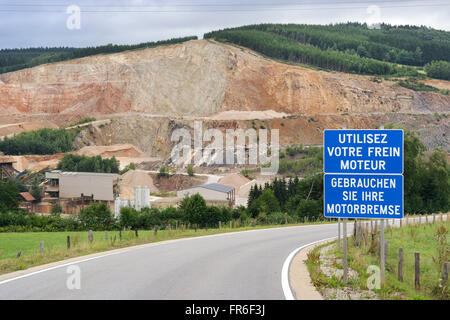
0,0 -> 449,49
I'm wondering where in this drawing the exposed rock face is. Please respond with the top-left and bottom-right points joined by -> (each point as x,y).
0,39 -> 449,156
1,40 -> 449,119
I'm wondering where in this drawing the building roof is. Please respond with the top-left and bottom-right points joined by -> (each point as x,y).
19,192 -> 35,202
218,173 -> 251,191
185,183 -> 234,194
47,170 -> 119,177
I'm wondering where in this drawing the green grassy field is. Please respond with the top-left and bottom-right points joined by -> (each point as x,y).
0,220 -> 333,275
308,218 -> 449,300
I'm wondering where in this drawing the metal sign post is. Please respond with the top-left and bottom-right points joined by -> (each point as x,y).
338,217 -> 341,251
380,219 -> 385,285
343,218 -> 348,283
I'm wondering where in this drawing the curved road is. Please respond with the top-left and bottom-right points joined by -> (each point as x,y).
0,223 -> 340,300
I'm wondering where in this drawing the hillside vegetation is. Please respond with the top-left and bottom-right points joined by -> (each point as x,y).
0,128 -> 79,155
205,23 -> 450,77
0,36 -> 197,74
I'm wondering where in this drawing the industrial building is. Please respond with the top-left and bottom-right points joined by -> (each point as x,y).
44,170 -> 120,214
45,170 -> 119,201
177,183 -> 235,203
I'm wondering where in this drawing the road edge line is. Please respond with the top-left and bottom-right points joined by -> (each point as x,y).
281,236 -> 337,300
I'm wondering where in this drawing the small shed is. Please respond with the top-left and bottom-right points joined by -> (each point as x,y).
19,192 -> 36,213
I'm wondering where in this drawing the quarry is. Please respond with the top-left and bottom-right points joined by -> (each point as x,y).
0,39 -> 449,214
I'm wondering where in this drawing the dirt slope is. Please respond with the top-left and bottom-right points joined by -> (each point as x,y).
0,39 -> 449,156
1,40 -> 449,120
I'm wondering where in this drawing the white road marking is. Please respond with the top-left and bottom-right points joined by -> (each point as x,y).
281,236 -> 337,300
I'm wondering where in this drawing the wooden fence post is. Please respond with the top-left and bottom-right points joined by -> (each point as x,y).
206,223 -> 208,231
40,241 -> 44,254
415,252 -> 420,291
88,230 -> 93,244
195,224 -> 198,232
385,240 -> 388,263
398,248 -> 403,282
67,236 -> 71,249
363,224 -> 368,247
105,231 -> 108,241
153,226 -> 158,236
219,221 -> 222,229
357,221 -> 361,247
135,229 -> 138,238
119,230 -> 122,241
230,221 -> 232,229
441,262 -> 449,288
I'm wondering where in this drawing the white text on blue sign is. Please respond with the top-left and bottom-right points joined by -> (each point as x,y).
324,174 -> 403,219
324,129 -> 403,174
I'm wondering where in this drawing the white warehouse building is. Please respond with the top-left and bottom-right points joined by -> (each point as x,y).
177,183 -> 235,202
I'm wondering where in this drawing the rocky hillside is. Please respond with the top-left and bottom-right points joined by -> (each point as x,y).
1,39 -> 449,117
0,39 -> 449,154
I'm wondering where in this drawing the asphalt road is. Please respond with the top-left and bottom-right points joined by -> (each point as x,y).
0,223 -> 342,300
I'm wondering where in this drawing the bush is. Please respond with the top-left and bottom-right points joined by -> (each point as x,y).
0,179 -> 20,211
119,207 -> 139,229
158,165 -> 170,178
296,199 -> 323,220
178,194 -> 207,225
58,154 -> 120,173
78,202 -> 115,230
425,60 -> 450,80
187,165 -> 195,176
51,203 -> 63,215
0,128 -> 78,155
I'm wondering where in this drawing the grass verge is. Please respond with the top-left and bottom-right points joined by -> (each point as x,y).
307,218 -> 449,300
0,220 -> 332,275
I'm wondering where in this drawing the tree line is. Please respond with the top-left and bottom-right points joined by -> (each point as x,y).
57,154 -> 120,174
0,36 -> 198,74
204,22 -> 450,76
234,23 -> 450,66
0,128 -> 79,155
424,60 -> 450,81
205,28 -> 415,76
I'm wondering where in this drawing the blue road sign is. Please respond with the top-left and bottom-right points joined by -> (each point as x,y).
324,174 -> 403,219
324,129 -> 403,174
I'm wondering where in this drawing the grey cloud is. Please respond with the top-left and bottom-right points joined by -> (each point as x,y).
0,0 -> 448,48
